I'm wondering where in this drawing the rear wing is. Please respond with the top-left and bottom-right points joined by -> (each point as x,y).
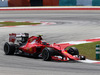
9,33 -> 29,43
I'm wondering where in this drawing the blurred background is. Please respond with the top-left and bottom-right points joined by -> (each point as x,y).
0,0 -> 100,7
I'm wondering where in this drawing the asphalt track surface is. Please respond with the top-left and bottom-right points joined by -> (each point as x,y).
0,10 -> 100,75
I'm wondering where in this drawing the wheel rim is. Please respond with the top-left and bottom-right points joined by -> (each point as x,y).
42,50 -> 49,60
70,50 -> 74,54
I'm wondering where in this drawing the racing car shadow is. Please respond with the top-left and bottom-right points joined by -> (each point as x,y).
14,54 -> 80,63
51,60 -> 80,63
14,54 -> 42,59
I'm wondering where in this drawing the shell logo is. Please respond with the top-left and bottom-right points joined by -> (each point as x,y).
29,48 -> 33,52
26,47 -> 33,52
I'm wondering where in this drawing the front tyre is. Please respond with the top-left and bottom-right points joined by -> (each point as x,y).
67,47 -> 79,55
42,47 -> 54,61
4,42 -> 15,55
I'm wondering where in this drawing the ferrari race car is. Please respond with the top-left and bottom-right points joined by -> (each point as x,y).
4,33 -> 85,61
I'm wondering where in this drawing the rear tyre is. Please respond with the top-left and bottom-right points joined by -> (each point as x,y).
67,47 -> 79,55
4,42 -> 16,55
42,47 -> 54,61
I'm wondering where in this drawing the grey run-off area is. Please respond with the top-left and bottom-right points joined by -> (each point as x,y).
0,10 -> 100,75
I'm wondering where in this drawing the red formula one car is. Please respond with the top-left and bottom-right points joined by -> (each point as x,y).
4,33 -> 85,61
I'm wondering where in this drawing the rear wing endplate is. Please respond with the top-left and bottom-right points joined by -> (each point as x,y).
9,33 -> 29,43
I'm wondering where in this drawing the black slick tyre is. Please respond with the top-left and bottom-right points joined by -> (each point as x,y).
4,42 -> 15,55
42,47 -> 54,61
67,47 -> 79,55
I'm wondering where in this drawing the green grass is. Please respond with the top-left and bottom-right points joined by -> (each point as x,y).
0,22 -> 40,27
66,41 -> 100,60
